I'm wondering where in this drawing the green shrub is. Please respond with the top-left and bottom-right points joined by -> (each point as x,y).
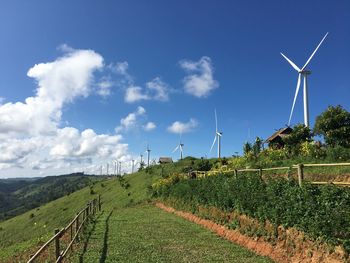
155,173 -> 350,252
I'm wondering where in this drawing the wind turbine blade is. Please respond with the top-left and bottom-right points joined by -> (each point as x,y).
210,135 -> 217,153
301,32 -> 328,71
172,145 -> 179,153
288,73 -> 302,126
215,109 -> 218,132
280,53 -> 301,72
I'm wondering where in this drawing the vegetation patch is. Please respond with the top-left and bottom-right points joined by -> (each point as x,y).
153,172 -> 350,259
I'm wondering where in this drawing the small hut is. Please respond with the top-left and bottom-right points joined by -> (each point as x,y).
158,157 -> 173,164
265,127 -> 293,149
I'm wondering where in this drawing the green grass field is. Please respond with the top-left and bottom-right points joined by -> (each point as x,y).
0,162 -> 272,262
71,204 -> 271,263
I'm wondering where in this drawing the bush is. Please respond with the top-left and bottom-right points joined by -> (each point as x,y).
154,173 -> 350,251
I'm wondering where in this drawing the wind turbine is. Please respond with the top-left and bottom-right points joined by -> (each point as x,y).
146,144 -> 151,167
281,32 -> 328,127
131,159 -> 135,173
210,109 -> 223,158
172,133 -> 184,160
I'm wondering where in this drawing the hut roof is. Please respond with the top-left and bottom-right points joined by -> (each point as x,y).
159,157 -> 173,164
265,127 -> 293,143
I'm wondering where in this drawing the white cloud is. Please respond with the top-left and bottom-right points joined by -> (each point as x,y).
180,56 -> 219,98
124,86 -> 150,103
0,47 -> 135,176
167,118 -> 198,134
97,79 -> 113,97
115,106 -> 147,133
0,48 -> 103,137
112,61 -> 170,103
50,127 -> 125,159
146,77 -> 169,101
0,97 -> 5,104
143,122 -> 156,131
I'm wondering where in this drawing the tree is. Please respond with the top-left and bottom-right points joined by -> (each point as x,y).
243,142 -> 252,156
252,137 -> 263,156
283,124 -> 312,155
314,105 -> 350,147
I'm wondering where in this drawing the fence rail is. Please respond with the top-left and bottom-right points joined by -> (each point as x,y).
27,195 -> 101,263
192,162 -> 350,187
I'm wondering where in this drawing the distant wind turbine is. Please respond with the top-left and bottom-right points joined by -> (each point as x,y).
210,109 -> 223,158
172,133 -> 184,160
146,144 -> 151,167
281,32 -> 328,127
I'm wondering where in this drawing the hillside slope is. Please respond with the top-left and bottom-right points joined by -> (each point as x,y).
0,160 -> 272,262
0,174 -> 103,221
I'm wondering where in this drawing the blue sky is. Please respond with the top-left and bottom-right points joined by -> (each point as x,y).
0,0 -> 349,177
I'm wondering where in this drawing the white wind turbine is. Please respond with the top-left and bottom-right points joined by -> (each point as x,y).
210,109 -> 222,158
145,144 -> 151,167
281,32 -> 328,127
172,133 -> 184,160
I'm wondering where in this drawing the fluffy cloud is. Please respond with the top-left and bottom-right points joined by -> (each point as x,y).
113,61 -> 170,103
0,48 -> 103,137
50,127 -> 126,159
0,138 -> 42,166
145,77 -> 169,101
124,86 -> 150,103
0,47 -> 134,176
115,106 -> 146,132
97,78 -> 113,97
167,118 -> 198,134
143,122 -> 156,131
180,56 -> 219,98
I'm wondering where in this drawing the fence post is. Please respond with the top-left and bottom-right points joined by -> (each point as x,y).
70,223 -> 73,241
54,229 -> 60,261
98,195 -> 101,211
75,212 -> 79,241
234,169 -> 237,179
297,164 -> 304,187
259,169 -> 263,178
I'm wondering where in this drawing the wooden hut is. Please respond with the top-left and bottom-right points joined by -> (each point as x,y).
265,127 -> 293,149
158,157 -> 173,164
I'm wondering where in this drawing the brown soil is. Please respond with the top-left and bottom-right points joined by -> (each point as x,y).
156,202 -> 347,263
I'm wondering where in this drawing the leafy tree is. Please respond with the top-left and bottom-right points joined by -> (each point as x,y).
283,124 -> 312,155
138,161 -> 145,171
243,142 -> 252,156
252,137 -> 263,156
314,105 -> 350,147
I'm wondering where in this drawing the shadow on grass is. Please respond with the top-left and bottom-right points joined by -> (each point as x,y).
99,210 -> 113,263
78,211 -> 104,263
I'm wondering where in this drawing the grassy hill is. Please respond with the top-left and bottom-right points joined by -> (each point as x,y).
0,173 -> 103,221
0,166 -> 163,262
0,159 -> 272,262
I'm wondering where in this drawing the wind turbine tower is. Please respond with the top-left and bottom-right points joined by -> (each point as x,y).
131,159 -> 135,173
210,109 -> 223,158
146,145 -> 151,167
172,133 -> 184,160
281,32 -> 328,127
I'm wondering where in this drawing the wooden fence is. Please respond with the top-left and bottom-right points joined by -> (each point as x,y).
27,195 -> 101,263
193,162 -> 350,187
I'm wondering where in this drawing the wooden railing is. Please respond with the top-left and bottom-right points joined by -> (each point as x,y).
192,162 -> 350,187
27,195 -> 101,263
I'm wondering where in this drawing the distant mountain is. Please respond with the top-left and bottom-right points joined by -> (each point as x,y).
0,173 -> 104,221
